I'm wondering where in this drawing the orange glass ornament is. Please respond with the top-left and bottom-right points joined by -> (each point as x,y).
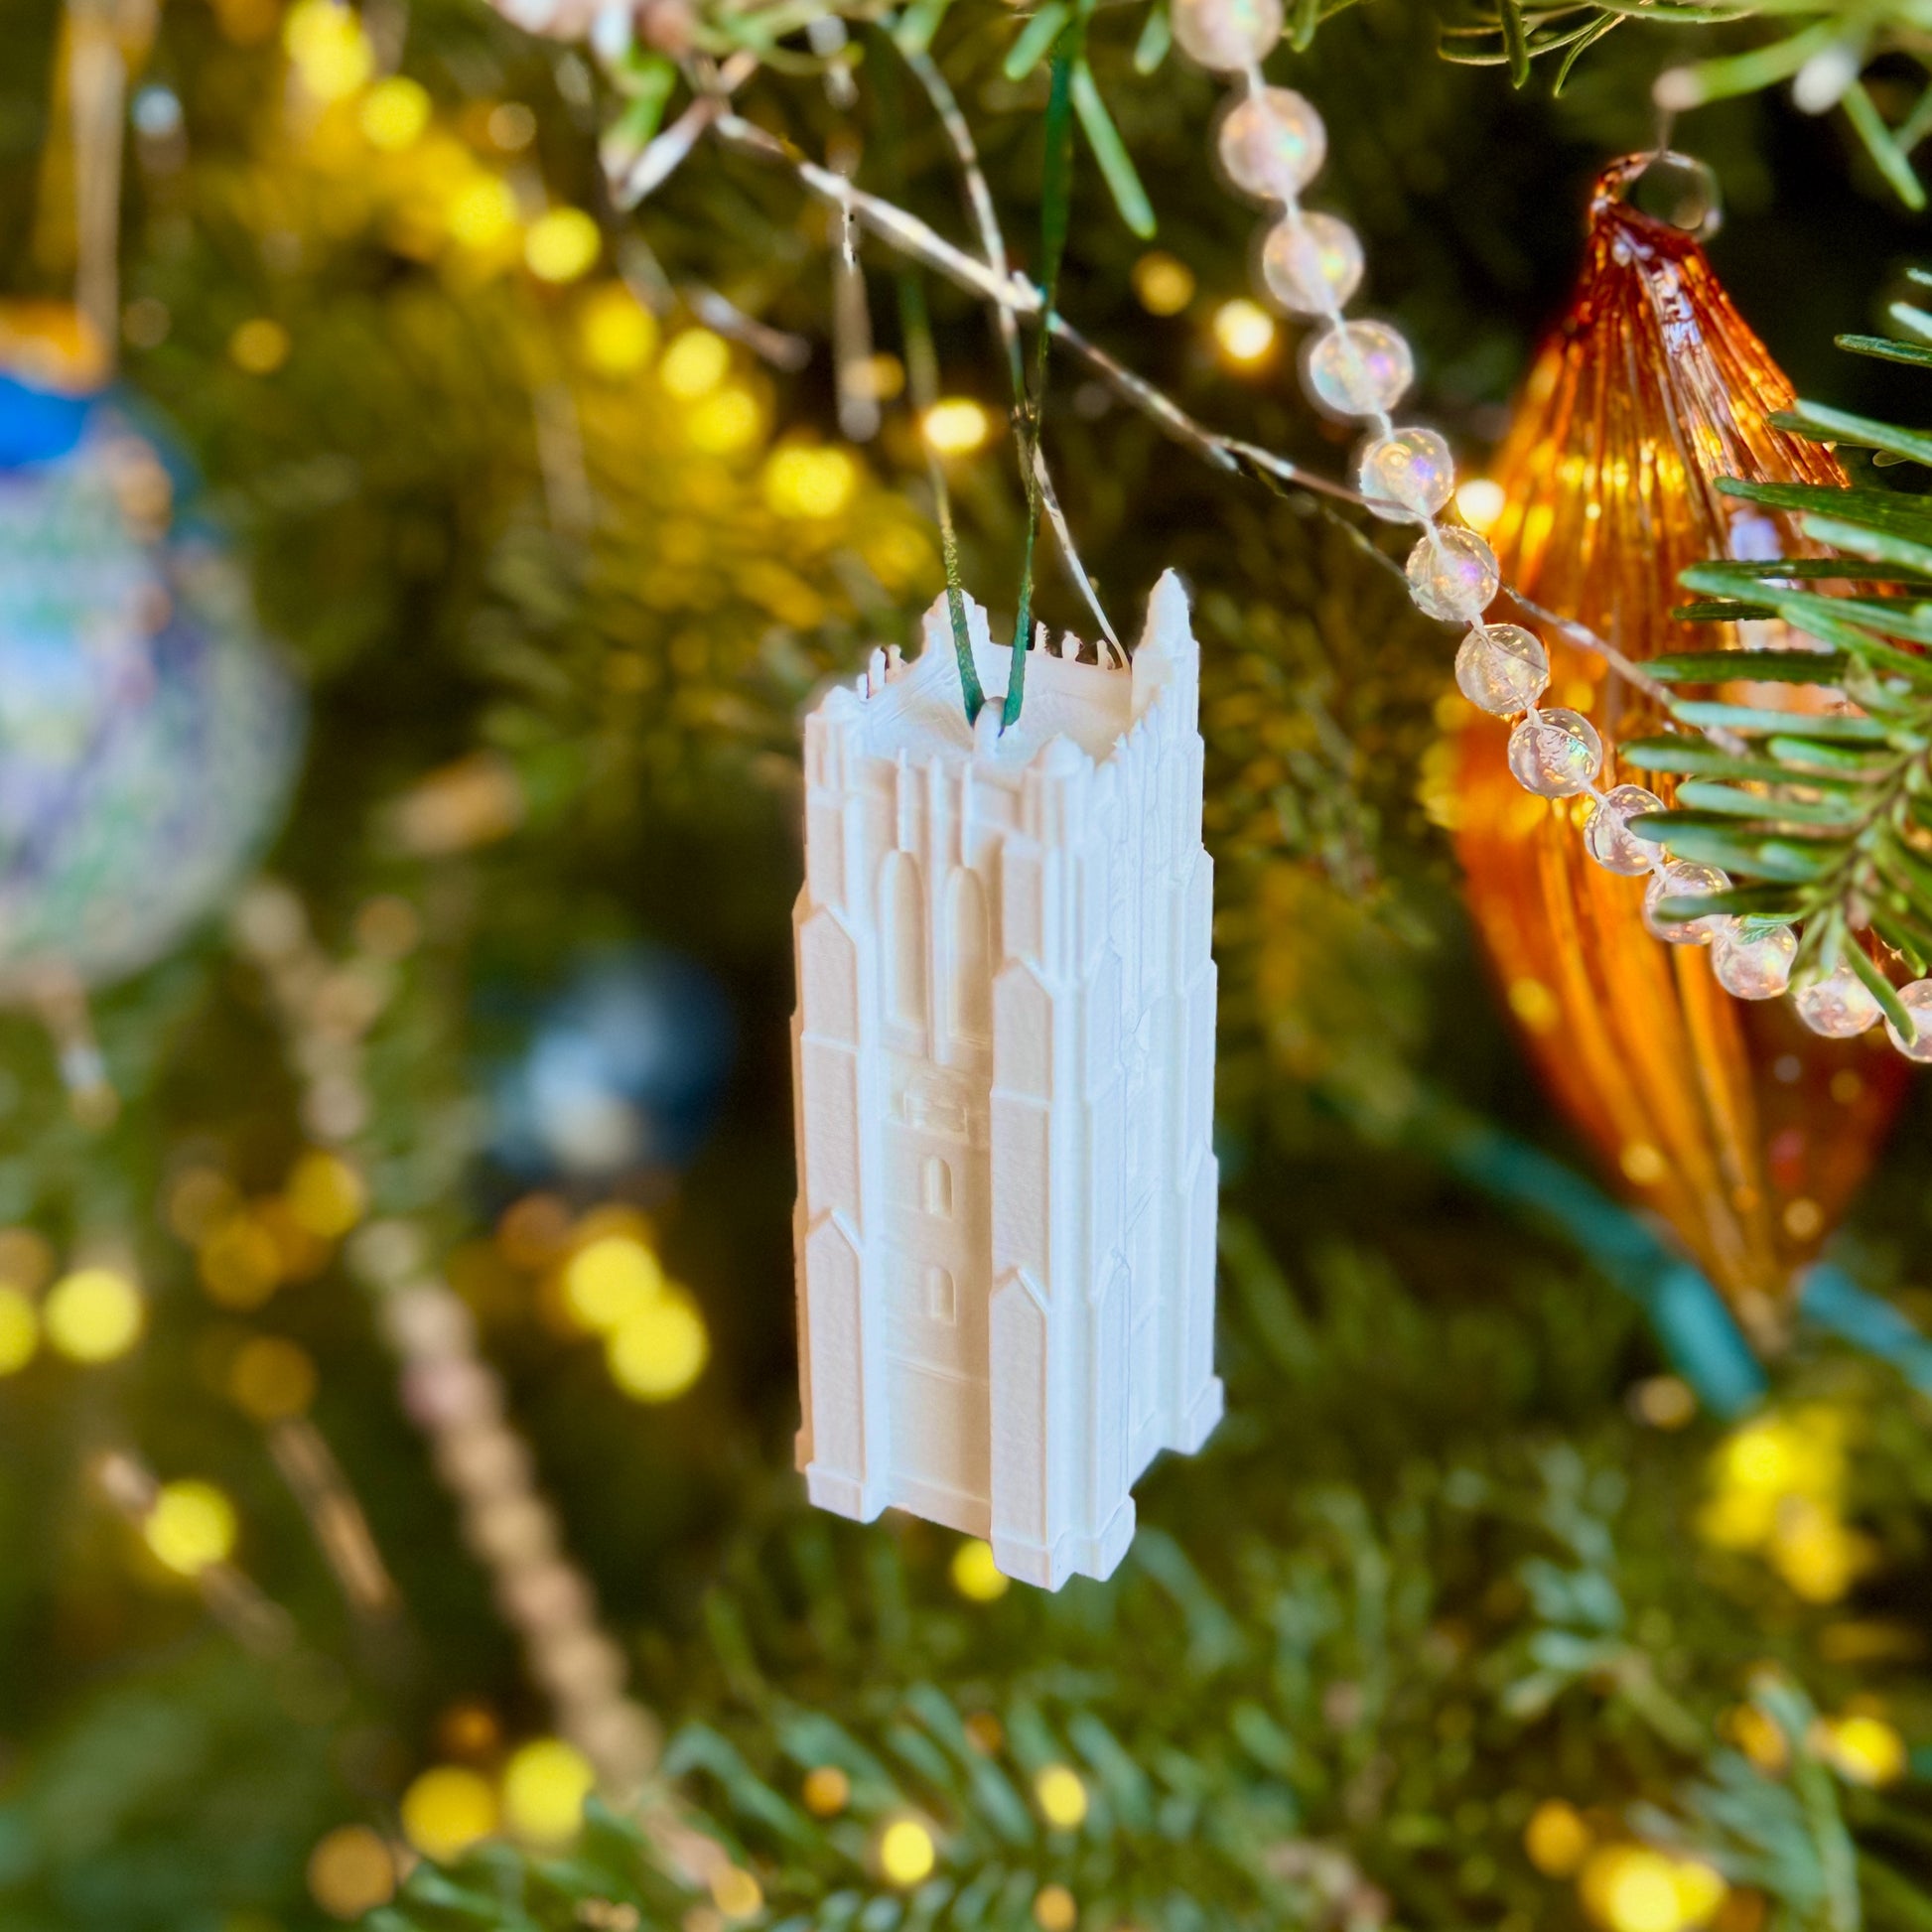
1450,157 -> 1905,1332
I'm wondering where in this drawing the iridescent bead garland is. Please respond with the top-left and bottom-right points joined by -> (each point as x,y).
1169,0 -> 1915,1051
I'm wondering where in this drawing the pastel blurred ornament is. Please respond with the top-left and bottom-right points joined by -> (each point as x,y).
1170,0 -> 1283,73
1454,622 -> 1548,716
1713,920 -> 1797,1001
0,307 -> 300,1008
1794,965 -> 1880,1040
1358,427 -> 1454,523
1215,88 -> 1324,203
1449,158 -> 1903,1321
1583,784 -> 1663,875
1641,862 -> 1729,945
1406,526 -> 1498,621
1304,320 -> 1412,418
1261,212 -> 1362,317
1883,978 -> 1932,1060
488,948 -> 734,1180
1506,707 -> 1601,798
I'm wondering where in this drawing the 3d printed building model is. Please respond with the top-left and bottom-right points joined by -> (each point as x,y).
789,570 -> 1221,1589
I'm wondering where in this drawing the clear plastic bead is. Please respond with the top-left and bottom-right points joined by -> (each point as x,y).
1303,320 -> 1412,418
1170,0 -> 1284,73
1582,782 -> 1663,874
1793,962 -> 1881,1038
1260,211 -> 1362,317
1454,622 -> 1547,716
1506,707 -> 1602,797
1216,87 -> 1326,203
1641,861 -> 1730,944
1712,918 -> 1797,1000
1405,527 -> 1499,621
1884,977 -> 1932,1059
1358,426 -> 1453,522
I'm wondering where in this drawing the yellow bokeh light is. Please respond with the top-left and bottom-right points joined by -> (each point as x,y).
1132,250 -> 1196,317
1212,299 -> 1277,366
1034,1883 -> 1077,1932
1455,477 -> 1506,533
1769,1499 -> 1872,1603
287,1151 -> 368,1239
802,1764 -> 850,1816
1725,1703 -> 1789,1773
1581,1847 -> 1726,1932
921,398 -> 991,457
950,1538 -> 1010,1602
710,1866 -> 764,1920
400,1765 -> 498,1863
1816,1713 -> 1907,1786
878,1818 -> 936,1886
44,1267 -> 144,1362
307,1824 -> 397,1919
447,177 -> 519,251
199,1213 -> 284,1310
1524,1797 -> 1591,1876
1035,1764 -> 1088,1831
284,0 -> 374,101
579,285 -> 658,375
524,207 -> 603,284
145,1479 -> 238,1576
501,1737 -> 596,1844
360,76 -> 431,151
659,329 -> 731,401
229,1334 -> 319,1423
564,1234 -> 664,1333
764,445 -> 859,519
229,318 -> 291,375
606,1291 -> 709,1402
0,1285 -> 39,1375
687,386 -> 761,456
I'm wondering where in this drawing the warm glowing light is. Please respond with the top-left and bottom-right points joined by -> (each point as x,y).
400,1765 -> 498,1863
501,1737 -> 596,1844
564,1234 -> 664,1333
307,1824 -> 397,1919
950,1538 -> 1010,1602
1524,1798 -> 1591,1876
1035,1764 -> 1088,1831
359,76 -> 431,151
606,1291 -> 709,1401
710,1866 -> 764,1919
1581,1847 -> 1727,1932
199,1213 -> 283,1310
1034,1884 -> 1077,1932
524,208 -> 603,284
0,1286 -> 38,1375
284,0 -> 374,101
878,1818 -> 936,1886
764,446 -> 859,519
44,1267 -> 144,1362
1816,1713 -> 1908,1786
802,1765 -> 850,1816
145,1479 -> 238,1576
1770,1497 -> 1872,1602
1212,299 -> 1277,365
579,285 -> 658,376
659,329 -> 731,401
229,1335 -> 319,1422
687,386 -> 761,456
922,398 -> 991,456
287,1151 -> 368,1239
1132,250 -> 1196,317
1455,477 -> 1506,532
447,177 -> 519,250
229,318 -> 291,374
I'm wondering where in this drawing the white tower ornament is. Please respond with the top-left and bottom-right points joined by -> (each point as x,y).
789,571 -> 1222,1589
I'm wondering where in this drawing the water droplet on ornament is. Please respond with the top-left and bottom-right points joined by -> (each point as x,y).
1454,622 -> 1547,715
1506,707 -> 1602,797
1712,918 -> 1797,999
1793,963 -> 1880,1038
1641,860 -> 1729,943
1358,426 -> 1453,522
1170,0 -> 1285,73
1883,978 -> 1932,1059
1261,211 -> 1362,317
1406,527 -> 1499,621
1583,783 -> 1663,874
1304,320 -> 1412,418
1215,86 -> 1324,202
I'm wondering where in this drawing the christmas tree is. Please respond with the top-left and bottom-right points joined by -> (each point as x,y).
2,0 -> 1931,1928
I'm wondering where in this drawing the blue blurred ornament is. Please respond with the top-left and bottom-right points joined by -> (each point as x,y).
0,305 -> 302,1007
491,949 -> 735,1179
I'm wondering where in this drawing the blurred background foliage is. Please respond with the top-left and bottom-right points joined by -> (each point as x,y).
0,0 -> 1929,1928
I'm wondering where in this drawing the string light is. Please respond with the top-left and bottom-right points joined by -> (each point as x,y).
1034,1885 -> 1077,1931
1211,297 -> 1276,364
1035,1763 -> 1089,1830
659,330 -> 731,401
563,1232 -> 663,1333
764,445 -> 860,519
605,1290 -> 709,1402
229,1335 -> 319,1422
1814,1712 -> 1908,1785
501,1737 -> 597,1843
283,0 -> 374,101
1132,250 -> 1196,316
524,207 -> 603,284
360,76 -> 432,151
1454,477 -> 1506,532
921,398 -> 992,456
229,318 -> 291,374
1524,1798 -> 1592,1877
878,1818 -> 937,1886
400,1765 -> 498,1863
307,1825 -> 397,1919
286,1151 -> 367,1239
0,1286 -> 39,1374
579,285 -> 658,375
447,178 -> 519,250
144,1479 -> 238,1576
950,1537 -> 1010,1601
801,1765 -> 850,1816
709,1867 -> 764,1920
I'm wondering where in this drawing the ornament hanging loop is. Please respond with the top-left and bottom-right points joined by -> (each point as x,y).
1596,148 -> 1724,240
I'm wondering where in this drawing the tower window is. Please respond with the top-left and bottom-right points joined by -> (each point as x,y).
921,1156 -> 953,1217
924,1265 -> 956,1323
